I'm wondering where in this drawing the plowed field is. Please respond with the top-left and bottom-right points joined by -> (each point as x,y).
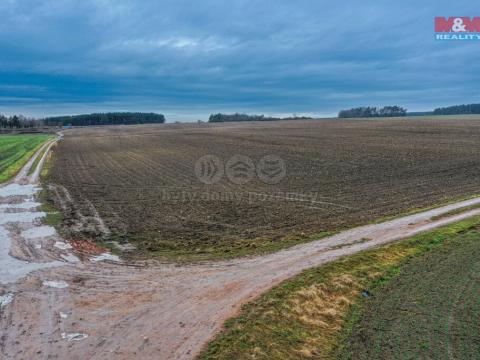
46,117 -> 480,259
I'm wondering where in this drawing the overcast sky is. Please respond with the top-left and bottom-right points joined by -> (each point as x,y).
0,0 -> 478,121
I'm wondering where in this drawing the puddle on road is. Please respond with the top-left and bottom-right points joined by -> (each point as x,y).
0,183 -> 63,284
0,226 -> 61,284
61,332 -> 89,341
22,226 -> 56,240
0,184 -> 38,197
0,293 -> 14,307
54,241 -> 72,250
0,180 -> 123,285
43,280 -> 69,289
0,211 -> 45,225
59,312 -> 69,319
0,201 -> 40,210
61,253 -> 80,263
91,253 -> 122,263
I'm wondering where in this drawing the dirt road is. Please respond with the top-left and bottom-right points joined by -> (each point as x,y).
1,141 -> 480,359
0,138 -> 67,284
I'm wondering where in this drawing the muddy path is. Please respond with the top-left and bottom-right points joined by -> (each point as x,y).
0,138 -> 67,284
2,141 -> 480,359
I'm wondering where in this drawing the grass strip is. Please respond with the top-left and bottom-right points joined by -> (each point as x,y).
27,139 -> 52,176
0,134 -> 52,183
429,202 -> 480,221
200,216 -> 480,359
38,142 -> 63,228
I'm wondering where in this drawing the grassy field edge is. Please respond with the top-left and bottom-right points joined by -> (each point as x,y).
88,192 -> 480,263
200,216 -> 480,359
0,134 -> 53,184
27,138 -> 54,176
38,142 -> 64,229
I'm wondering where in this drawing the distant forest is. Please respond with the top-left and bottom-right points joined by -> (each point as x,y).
2,104 -> 480,129
1,112 -> 166,129
209,113 -> 312,123
433,103 -> 480,115
0,115 -> 39,129
338,106 -> 407,118
43,112 -> 165,127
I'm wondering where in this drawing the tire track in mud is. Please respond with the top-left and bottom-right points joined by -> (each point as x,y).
48,184 -> 111,240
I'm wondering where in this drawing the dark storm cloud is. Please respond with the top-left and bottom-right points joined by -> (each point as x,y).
0,0 -> 478,120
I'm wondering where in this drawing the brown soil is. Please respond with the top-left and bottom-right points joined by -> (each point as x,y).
45,119 -> 480,258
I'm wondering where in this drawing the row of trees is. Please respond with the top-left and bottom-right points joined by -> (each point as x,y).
0,115 -> 40,129
1,112 -> 167,129
3,104 -> 479,128
338,106 -> 407,118
43,112 -> 166,127
433,103 -> 480,115
209,113 -> 312,123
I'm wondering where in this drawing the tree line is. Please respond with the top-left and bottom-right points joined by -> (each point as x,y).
338,106 -> 407,118
42,112 -> 165,127
1,112 -> 166,129
433,103 -> 480,115
209,113 -> 312,123
2,104 -> 480,129
0,115 -> 40,129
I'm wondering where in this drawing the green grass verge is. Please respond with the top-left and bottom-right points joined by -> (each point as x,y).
127,231 -> 335,263
370,193 -> 480,225
37,142 -> 63,228
0,134 -> 52,183
38,186 -> 63,228
200,216 -> 480,359
27,140 -> 52,176
429,202 -> 480,221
